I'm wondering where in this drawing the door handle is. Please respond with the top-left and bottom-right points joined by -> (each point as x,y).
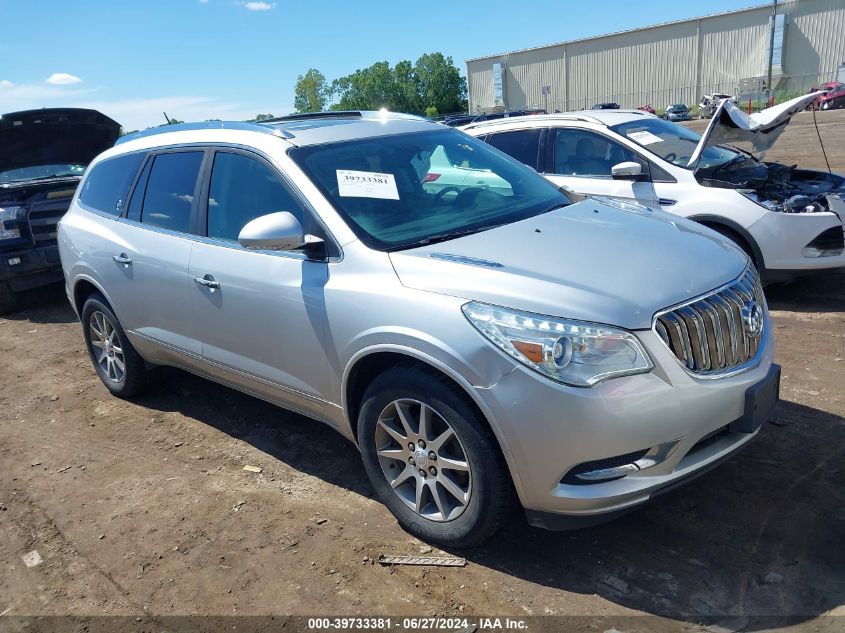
194,275 -> 220,290
112,253 -> 132,266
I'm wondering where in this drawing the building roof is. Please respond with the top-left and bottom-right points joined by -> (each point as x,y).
465,2 -> 773,63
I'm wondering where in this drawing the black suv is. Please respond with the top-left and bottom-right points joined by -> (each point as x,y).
0,108 -> 119,312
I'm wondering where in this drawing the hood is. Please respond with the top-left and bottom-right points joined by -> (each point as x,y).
0,108 -> 121,173
688,91 -> 825,169
389,200 -> 747,330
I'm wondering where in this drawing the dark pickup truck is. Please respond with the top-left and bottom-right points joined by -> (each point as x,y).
0,108 -> 120,313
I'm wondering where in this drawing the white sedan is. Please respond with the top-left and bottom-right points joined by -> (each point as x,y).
462,93 -> 845,283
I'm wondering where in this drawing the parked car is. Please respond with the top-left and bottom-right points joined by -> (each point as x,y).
0,108 -> 120,313
813,82 -> 845,110
461,93 -> 845,283
59,110 -> 778,547
662,103 -> 692,121
444,109 -> 547,127
638,104 -> 656,114
698,94 -> 734,119
592,102 -> 620,110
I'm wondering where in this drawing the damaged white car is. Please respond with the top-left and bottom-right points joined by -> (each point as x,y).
462,92 -> 845,282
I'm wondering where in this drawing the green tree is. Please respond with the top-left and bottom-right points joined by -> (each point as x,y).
294,69 -> 329,113
414,52 -> 466,115
248,113 -> 276,121
424,106 -> 439,118
304,53 -> 467,116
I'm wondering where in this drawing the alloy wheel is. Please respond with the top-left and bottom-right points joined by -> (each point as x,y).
89,311 -> 126,383
374,398 -> 472,522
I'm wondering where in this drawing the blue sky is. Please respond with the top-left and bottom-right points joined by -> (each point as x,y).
0,0 -> 761,130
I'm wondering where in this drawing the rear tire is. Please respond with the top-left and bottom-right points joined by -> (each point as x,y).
0,282 -> 18,315
357,366 -> 512,548
81,293 -> 157,398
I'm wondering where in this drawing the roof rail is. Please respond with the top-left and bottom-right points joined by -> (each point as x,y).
460,112 -> 605,130
115,120 -> 290,145
264,111 -> 364,122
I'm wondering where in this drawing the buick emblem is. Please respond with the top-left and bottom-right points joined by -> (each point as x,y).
741,301 -> 764,337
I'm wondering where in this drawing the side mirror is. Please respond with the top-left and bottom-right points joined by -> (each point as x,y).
611,161 -> 646,181
238,212 -> 307,252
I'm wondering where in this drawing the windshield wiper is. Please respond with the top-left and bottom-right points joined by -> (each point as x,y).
390,224 -> 508,251
707,154 -> 748,178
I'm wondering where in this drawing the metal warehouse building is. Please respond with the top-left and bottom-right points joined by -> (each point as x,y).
466,0 -> 845,113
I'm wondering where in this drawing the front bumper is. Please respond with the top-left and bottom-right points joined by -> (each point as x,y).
748,205 -> 845,274
474,325 -> 776,523
0,244 -> 63,291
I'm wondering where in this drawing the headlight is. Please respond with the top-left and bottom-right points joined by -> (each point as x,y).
462,302 -> 652,387
739,190 -> 824,214
0,206 -> 24,240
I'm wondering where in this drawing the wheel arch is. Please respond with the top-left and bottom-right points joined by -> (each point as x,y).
341,346 -> 527,503
72,275 -> 117,317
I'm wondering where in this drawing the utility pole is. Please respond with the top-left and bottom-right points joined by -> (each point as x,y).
766,0 -> 778,105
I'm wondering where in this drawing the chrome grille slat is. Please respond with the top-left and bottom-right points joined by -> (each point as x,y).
654,267 -> 766,377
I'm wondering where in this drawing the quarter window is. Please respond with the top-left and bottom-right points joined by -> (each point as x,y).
78,153 -> 145,215
486,129 -> 542,171
207,152 -> 306,242
552,129 -> 640,177
140,152 -> 204,233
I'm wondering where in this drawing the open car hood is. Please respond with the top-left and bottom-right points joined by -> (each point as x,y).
0,108 -> 121,173
688,91 -> 825,170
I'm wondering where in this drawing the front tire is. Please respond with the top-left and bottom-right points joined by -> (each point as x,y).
0,282 -> 18,315
81,293 -> 157,398
357,366 -> 512,548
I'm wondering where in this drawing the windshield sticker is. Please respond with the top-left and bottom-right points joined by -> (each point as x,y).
337,170 -> 399,200
628,130 -> 664,146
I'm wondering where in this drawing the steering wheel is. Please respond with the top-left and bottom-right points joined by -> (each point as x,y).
433,186 -> 461,204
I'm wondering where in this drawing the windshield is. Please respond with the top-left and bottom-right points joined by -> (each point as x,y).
610,118 -> 742,169
0,164 -> 86,184
289,129 -> 570,251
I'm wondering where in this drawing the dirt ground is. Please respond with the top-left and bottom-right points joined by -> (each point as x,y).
1,111 -> 844,633
683,108 -> 844,172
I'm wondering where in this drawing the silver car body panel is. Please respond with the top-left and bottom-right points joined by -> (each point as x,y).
389,204 -> 747,330
59,114 -> 771,518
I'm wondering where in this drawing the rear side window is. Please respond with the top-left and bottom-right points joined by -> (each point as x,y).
207,152 -> 306,241
486,129 -> 542,171
140,152 -> 204,233
78,153 -> 145,215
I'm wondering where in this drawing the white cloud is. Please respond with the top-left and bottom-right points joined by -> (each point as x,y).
243,2 -> 275,10
46,73 -> 83,85
1,79 -> 289,130
77,96 -> 284,130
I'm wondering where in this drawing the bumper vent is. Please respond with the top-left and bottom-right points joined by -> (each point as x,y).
805,226 -> 845,253
654,266 -> 766,377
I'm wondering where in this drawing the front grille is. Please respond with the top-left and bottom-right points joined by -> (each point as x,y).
654,266 -> 765,376
27,204 -> 67,245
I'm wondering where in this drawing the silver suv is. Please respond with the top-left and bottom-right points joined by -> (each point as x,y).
58,111 -> 779,547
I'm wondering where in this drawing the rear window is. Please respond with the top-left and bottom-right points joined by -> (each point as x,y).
78,153 -> 145,215
486,129 -> 542,171
140,152 -> 204,233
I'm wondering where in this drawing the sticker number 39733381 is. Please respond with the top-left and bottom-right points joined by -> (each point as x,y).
337,170 -> 400,200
